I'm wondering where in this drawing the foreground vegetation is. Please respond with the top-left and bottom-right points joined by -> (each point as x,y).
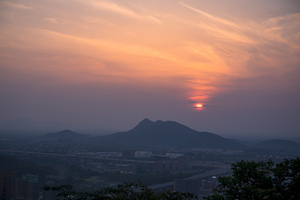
205,157 -> 300,200
44,183 -> 196,200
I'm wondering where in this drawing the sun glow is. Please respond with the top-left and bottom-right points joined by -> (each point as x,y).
194,103 -> 204,110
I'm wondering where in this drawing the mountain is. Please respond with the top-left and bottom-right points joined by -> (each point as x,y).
42,130 -> 91,141
97,118 -> 246,150
0,118 -> 111,136
256,139 -> 300,148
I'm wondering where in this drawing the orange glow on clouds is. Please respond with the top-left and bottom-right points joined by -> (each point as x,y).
0,0 -> 299,110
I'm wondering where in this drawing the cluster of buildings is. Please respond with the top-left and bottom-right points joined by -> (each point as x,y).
0,171 -> 65,200
122,150 -> 189,171
122,150 -> 184,159
0,149 -> 231,199
76,150 -> 190,173
174,177 -> 218,198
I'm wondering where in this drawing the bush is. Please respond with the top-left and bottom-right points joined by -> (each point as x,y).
205,158 -> 300,200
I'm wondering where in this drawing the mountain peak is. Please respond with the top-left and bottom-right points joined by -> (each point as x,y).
141,118 -> 152,123
42,129 -> 90,140
57,130 -> 78,135
137,118 -> 153,125
134,119 -> 188,131
129,118 -> 153,132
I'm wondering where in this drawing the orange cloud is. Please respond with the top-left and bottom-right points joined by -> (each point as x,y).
77,0 -> 162,24
0,0 -> 299,108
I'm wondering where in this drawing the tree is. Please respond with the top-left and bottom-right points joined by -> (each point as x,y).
44,183 -> 196,200
205,158 -> 300,200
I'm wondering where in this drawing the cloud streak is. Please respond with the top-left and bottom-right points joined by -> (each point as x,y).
77,0 -> 162,24
0,1 -> 34,10
180,1 -> 239,28
174,1 -> 300,103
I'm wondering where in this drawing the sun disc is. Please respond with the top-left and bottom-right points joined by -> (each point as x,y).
196,103 -> 203,108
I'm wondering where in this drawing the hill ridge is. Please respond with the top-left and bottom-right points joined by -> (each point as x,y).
98,119 -> 246,150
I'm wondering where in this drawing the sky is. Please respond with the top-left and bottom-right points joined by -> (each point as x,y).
0,0 -> 300,139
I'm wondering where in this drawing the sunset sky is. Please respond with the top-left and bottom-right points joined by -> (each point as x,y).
1,0 -> 299,139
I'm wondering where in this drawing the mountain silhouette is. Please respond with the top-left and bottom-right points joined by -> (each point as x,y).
42,130 -> 91,141
256,139 -> 300,148
98,118 -> 246,150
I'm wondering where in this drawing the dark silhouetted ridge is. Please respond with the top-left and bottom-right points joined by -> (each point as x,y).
132,118 -> 154,131
256,139 -> 300,148
42,130 -> 91,141
98,119 -> 246,150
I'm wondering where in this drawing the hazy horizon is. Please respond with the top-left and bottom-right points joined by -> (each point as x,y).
1,0 -> 299,140
1,117 -> 299,142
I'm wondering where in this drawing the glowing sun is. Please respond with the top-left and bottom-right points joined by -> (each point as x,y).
194,103 -> 204,110
196,103 -> 203,108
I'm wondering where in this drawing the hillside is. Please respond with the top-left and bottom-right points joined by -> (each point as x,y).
256,139 -> 300,148
96,118 -> 246,150
42,130 -> 91,141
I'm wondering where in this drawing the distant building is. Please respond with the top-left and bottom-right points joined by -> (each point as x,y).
166,153 -> 184,158
43,175 -> 65,200
14,174 -> 40,200
0,171 -> 11,200
152,156 -> 189,172
122,149 -> 136,158
135,151 -> 152,158
178,156 -> 189,170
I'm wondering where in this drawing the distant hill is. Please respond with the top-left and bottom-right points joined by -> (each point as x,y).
0,118 -> 69,133
256,139 -> 300,149
42,130 -> 91,141
0,118 -> 111,136
96,118 -> 246,150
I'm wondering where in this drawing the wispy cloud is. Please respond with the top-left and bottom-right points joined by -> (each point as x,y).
176,1 -> 300,103
145,15 -> 162,25
43,18 -> 67,25
0,1 -> 34,10
1,0 -> 299,107
180,1 -> 238,28
88,1 -> 140,19
77,0 -> 162,24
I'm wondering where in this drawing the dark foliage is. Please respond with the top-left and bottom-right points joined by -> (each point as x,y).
44,183 -> 196,200
205,158 -> 300,200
